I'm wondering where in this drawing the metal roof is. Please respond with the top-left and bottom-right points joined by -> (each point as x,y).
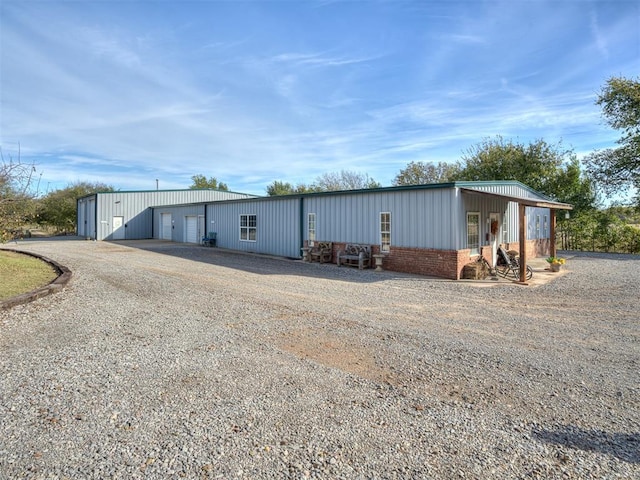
459,187 -> 573,210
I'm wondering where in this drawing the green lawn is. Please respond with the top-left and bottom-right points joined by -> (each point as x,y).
0,250 -> 58,301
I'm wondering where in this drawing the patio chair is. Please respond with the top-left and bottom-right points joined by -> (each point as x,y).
496,246 -> 532,281
202,231 -> 217,247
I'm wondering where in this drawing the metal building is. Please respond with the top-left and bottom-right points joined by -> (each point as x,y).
150,181 -> 572,280
77,189 -> 255,241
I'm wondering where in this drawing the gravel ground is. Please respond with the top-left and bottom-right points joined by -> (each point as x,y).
0,239 -> 638,479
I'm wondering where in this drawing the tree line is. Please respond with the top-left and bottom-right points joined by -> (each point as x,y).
2,76 -> 639,252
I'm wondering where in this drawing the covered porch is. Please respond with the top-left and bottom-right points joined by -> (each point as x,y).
460,187 -> 573,283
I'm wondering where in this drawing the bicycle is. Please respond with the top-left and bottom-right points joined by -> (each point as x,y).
495,247 -> 533,281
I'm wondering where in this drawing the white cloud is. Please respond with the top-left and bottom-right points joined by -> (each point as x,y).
589,9 -> 610,60
1,0 -> 636,196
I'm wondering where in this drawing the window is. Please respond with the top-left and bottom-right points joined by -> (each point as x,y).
467,212 -> 480,255
240,214 -> 257,241
535,215 -> 541,238
543,215 -> 548,237
308,213 -> 316,243
380,212 -> 391,252
502,213 -> 509,244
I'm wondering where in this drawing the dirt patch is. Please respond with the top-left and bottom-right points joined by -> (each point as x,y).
276,326 -> 392,383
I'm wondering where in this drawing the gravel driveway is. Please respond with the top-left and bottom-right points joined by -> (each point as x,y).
1,239 -> 638,479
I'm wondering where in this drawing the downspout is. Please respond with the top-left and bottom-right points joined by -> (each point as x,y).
299,196 -> 304,258
94,195 -> 98,240
76,198 -> 80,236
203,204 -> 207,242
549,208 -> 556,258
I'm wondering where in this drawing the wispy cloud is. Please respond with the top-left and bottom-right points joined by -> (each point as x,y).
1,0 -> 636,195
589,9 -> 610,60
271,51 -> 378,67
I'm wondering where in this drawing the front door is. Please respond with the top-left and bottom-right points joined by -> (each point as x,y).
161,213 -> 172,240
112,216 -> 125,240
198,215 -> 205,242
489,212 -> 500,267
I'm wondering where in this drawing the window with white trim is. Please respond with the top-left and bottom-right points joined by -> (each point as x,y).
543,215 -> 548,237
308,213 -> 316,243
380,212 -> 391,252
467,212 -> 480,255
502,213 -> 509,244
535,215 -> 541,238
240,214 -> 257,242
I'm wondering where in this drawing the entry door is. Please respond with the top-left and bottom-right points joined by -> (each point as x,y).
161,213 -> 172,240
87,199 -> 96,239
112,216 -> 125,240
78,203 -> 86,237
185,216 -> 198,243
489,212 -> 500,267
198,215 -> 205,242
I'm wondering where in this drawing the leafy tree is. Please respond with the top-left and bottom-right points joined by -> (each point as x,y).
545,157 -> 598,214
265,180 -> 311,196
311,170 -> 381,191
37,181 -> 114,233
393,161 -> 460,186
189,174 -> 228,191
584,76 -> 640,204
0,145 -> 38,243
457,136 -> 596,214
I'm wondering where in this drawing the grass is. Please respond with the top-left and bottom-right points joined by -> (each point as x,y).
0,250 -> 58,301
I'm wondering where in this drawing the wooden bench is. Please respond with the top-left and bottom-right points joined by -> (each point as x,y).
308,241 -> 333,263
337,244 -> 371,269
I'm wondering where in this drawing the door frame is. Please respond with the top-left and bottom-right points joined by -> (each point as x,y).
489,212 -> 501,267
112,216 -> 125,240
161,213 -> 172,240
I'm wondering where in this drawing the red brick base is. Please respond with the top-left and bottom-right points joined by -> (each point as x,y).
304,239 -> 551,280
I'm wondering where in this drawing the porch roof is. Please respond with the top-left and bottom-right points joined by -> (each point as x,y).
459,187 -> 573,210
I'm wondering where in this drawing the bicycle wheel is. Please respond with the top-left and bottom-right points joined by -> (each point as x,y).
526,265 -> 533,280
495,265 -> 510,278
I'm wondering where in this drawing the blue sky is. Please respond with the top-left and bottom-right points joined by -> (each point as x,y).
1,1 -> 638,196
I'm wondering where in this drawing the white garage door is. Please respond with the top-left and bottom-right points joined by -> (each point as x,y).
185,216 -> 198,243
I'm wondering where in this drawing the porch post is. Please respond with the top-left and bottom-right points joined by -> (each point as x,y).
550,208 -> 557,258
519,203 -> 527,283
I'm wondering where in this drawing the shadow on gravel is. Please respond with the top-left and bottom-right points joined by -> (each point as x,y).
533,425 -> 639,464
108,240 -> 419,284
558,250 -> 640,262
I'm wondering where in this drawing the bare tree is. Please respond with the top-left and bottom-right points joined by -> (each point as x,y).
0,144 -> 38,242
311,170 -> 381,191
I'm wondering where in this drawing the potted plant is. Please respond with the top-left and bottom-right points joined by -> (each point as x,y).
546,256 -> 566,272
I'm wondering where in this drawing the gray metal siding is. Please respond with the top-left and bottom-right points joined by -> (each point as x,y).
89,190 -> 252,240
464,183 -> 549,201
303,189 -> 460,250
77,195 -> 97,239
206,198 -> 301,258
460,187 -> 552,245
460,191 -> 511,249
152,205 -> 205,242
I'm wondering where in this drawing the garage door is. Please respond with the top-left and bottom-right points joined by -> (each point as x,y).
185,216 -> 198,243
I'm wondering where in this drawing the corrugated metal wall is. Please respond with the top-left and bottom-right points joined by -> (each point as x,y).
87,190 -> 252,240
101,182 -> 557,260
303,188 -> 461,250
463,184 -> 552,241
76,195 -> 97,239
152,205 -> 206,242
206,197 -> 301,258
